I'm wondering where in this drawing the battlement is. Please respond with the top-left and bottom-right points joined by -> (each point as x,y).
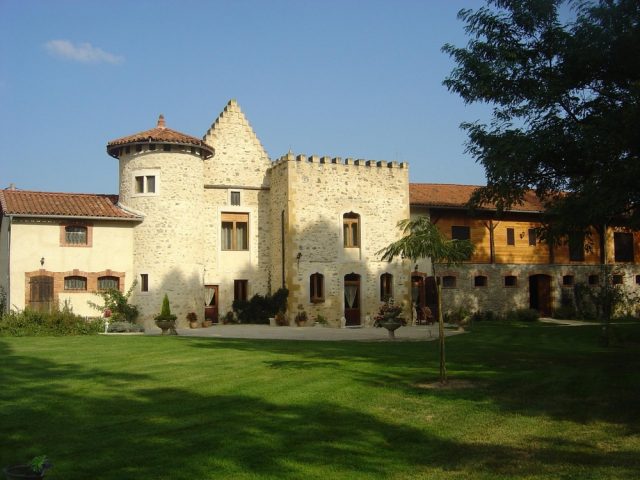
272,152 -> 408,170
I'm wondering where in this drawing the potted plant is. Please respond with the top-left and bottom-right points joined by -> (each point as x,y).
154,294 -> 177,335
4,455 -> 52,479
375,298 -> 404,339
187,312 -> 199,329
294,305 -> 308,326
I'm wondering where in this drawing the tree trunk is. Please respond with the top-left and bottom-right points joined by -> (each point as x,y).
433,265 -> 447,384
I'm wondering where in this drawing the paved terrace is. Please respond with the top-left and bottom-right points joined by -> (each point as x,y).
171,324 -> 464,341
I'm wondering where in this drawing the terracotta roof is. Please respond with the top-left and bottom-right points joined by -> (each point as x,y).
409,183 -> 545,213
107,115 -> 213,158
0,189 -> 141,220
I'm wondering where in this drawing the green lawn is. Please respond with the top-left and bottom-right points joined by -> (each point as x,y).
1,322 -> 639,479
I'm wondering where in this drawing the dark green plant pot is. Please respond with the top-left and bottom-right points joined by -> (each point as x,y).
380,320 -> 402,339
3,465 -> 45,480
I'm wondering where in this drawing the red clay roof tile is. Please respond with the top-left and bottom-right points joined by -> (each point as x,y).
0,189 -> 141,220
409,183 -> 545,212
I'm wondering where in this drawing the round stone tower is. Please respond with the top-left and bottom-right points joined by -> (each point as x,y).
107,115 -> 214,327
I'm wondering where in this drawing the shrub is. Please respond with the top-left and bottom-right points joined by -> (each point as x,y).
552,305 -> 577,320
88,281 -> 139,323
505,308 -> 540,322
232,288 -> 289,324
0,308 -> 104,336
470,310 -> 497,322
0,286 -> 6,318
107,321 -> 145,333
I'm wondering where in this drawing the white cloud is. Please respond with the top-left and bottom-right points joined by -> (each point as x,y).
44,40 -> 124,65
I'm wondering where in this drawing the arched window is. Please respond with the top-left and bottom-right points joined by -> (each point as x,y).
64,276 -> 87,291
380,273 -> 393,301
98,276 -> 120,291
343,212 -> 360,248
310,273 -> 324,303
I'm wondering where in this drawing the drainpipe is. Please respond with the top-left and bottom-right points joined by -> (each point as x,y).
5,215 -> 11,312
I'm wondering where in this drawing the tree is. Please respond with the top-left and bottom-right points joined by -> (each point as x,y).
442,0 -> 640,235
377,217 -> 474,383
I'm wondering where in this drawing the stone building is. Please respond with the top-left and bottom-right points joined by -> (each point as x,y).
1,99 -> 638,326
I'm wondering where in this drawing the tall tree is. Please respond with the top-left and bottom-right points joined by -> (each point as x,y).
443,0 -> 640,236
378,217 -> 474,384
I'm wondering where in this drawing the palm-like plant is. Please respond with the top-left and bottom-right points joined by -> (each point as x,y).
377,216 -> 474,383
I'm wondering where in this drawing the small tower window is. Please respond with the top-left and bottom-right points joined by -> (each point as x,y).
134,175 -> 157,194
343,213 -> 360,248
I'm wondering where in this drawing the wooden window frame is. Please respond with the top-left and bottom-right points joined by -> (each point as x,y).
343,213 -> 360,248
234,279 -> 248,302
568,233 -> 585,262
310,273 -> 325,303
614,232 -> 634,262
506,228 -> 515,246
221,212 -> 249,251
64,275 -> 87,291
98,276 -> 120,291
528,229 -> 537,246
474,275 -> 488,287
380,273 -> 393,301
451,226 -> 470,241
140,274 -> 149,292
60,223 -> 92,247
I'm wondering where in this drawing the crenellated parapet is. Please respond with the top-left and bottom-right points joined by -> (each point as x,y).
272,152 -> 408,170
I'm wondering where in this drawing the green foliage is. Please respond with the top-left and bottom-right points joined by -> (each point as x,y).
107,321 -> 145,333
0,285 -> 6,318
444,307 -> 471,325
443,0 -> 640,232
28,455 -> 52,474
155,294 -> 177,322
470,310 -> 498,322
222,311 -> 237,324
505,308 -> 540,323
88,281 -> 139,323
232,288 -> 289,324
377,217 -> 474,265
0,308 -> 104,336
315,314 -> 328,325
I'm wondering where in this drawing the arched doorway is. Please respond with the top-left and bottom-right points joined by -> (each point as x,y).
344,273 -> 361,326
529,274 -> 552,316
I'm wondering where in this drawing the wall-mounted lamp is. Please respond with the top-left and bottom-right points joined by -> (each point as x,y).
296,252 -> 302,267
519,232 -> 526,239
40,257 -> 45,267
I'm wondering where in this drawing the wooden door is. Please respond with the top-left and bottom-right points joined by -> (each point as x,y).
344,273 -> 361,326
425,276 -> 439,321
529,275 -> 552,316
204,285 -> 219,323
29,276 -> 53,312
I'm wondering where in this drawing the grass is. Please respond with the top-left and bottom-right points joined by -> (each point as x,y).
1,322 -> 639,479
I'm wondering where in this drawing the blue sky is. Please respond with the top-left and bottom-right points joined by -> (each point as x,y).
0,0 -> 491,194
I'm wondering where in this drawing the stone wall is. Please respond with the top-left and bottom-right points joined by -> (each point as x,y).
271,154 -> 411,325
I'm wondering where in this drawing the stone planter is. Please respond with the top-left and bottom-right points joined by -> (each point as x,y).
155,319 -> 177,335
380,319 -> 403,339
3,465 -> 46,480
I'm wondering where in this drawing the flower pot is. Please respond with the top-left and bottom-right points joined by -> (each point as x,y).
189,321 -> 199,329
3,465 -> 45,480
155,319 -> 177,335
380,319 -> 402,339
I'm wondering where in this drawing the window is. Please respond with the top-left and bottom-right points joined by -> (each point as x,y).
588,274 -> 599,285
134,175 -> 156,194
562,275 -> 574,286
343,213 -> 360,248
569,233 -> 585,261
163,144 -> 171,151
504,275 -> 517,287
221,212 -> 249,250
451,226 -> 470,241
474,275 -> 488,287
506,228 -> 515,246
234,280 -> 248,302
140,274 -> 149,292
442,276 -> 456,288
64,225 -> 87,245
136,145 -> 142,152
230,191 -> 241,206
98,276 -> 119,291
636,275 -> 640,285
310,273 -> 325,303
528,229 -> 537,246
64,276 -> 87,291
380,273 -> 393,301
612,274 -> 623,285
614,232 -> 634,262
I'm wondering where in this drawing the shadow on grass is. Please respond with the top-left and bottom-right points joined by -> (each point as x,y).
2,325 -> 640,479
